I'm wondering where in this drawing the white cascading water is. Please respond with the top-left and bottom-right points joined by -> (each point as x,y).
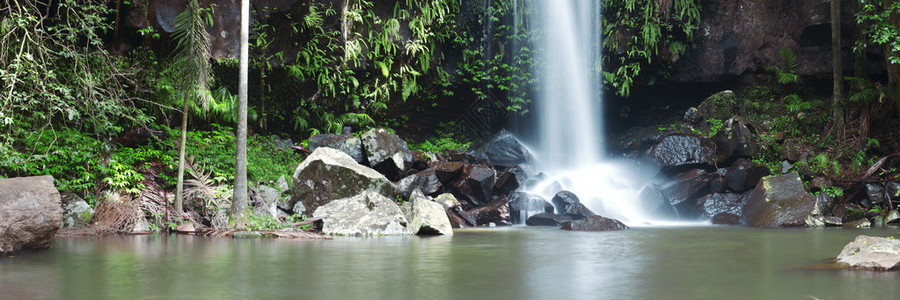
527,0 -> 658,225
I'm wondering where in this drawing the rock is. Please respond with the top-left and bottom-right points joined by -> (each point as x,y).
525,213 -> 573,226
649,134 -> 717,174
508,192 -> 554,224
888,182 -> 900,200
402,190 -> 453,236
781,161 -> 793,174
395,169 -> 442,199
432,161 -> 464,186
885,210 -> 900,225
810,176 -> 832,191
309,133 -> 366,164
254,185 -> 280,219
132,218 -> 152,234
696,193 -> 747,220
361,128 -> 413,181
724,158 -> 769,192
824,216 -> 843,226
466,198 -> 511,226
561,215 -> 629,231
457,164 -> 495,206
291,147 -> 395,216
447,206 -> 477,228
274,175 -> 290,193
637,184 -> 677,220
836,235 -> 900,271
1,176 -> 63,253
483,129 -> 535,167
434,193 -> 461,210
312,191 -> 412,236
175,223 -> 196,234
492,171 -> 520,197
696,90 -> 737,121
866,183 -> 889,207
842,218 -> 871,229
712,118 -> 759,162
711,213 -> 741,225
290,198 -> 305,215
684,107 -> 701,124
660,169 -> 714,209
61,193 -> 94,227
709,168 -> 728,193
741,172 -> 824,227
551,191 -> 596,220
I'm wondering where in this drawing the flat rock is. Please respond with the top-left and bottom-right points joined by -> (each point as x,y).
312,191 -> 412,236
561,215 -> 629,231
836,235 -> 900,271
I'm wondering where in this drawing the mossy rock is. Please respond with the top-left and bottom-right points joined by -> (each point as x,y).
697,90 -> 737,121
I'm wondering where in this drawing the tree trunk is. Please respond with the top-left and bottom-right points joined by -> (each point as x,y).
831,0 -> 845,136
231,0 -> 250,228
175,97 -> 189,213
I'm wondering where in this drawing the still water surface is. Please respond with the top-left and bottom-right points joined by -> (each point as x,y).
2,226 -> 899,299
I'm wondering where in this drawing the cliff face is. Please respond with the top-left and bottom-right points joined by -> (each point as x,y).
673,0 -> 876,82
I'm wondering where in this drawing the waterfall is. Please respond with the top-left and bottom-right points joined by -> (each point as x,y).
526,0 -> 658,225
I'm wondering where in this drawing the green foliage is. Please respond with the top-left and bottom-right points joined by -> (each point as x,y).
247,135 -> 304,184
854,1 -> 900,65
602,0 -> 702,97
774,47 -> 801,86
245,213 -> 307,231
409,122 -> 473,153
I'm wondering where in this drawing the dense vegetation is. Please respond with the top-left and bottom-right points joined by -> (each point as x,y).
1,0 -> 899,229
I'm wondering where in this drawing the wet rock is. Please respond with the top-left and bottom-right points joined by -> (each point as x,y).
492,171 -> 520,197
525,213 -> 573,226
660,169 -> 714,208
291,147 -> 395,216
402,190 -> 453,236
696,193 -> 747,220
1,176 -> 62,254
824,216 -> 843,226
741,172 -> 824,227
447,206 -> 477,228
866,183 -> 890,207
508,192 -> 554,224
649,134 -> 717,173
711,213 -> 741,225
551,191 -> 596,220
458,164 -> 495,206
253,185 -> 280,219
709,168 -> 728,193
396,169 -> 442,199
561,215 -> 629,231
432,161 -> 464,186
637,184 -> 677,220
61,193 -> 94,227
724,158 -> 769,192
175,223 -> 196,234
312,191 -> 412,236
309,133 -> 366,164
712,118 -> 759,162
361,128 -> 414,181
842,218 -> 871,229
696,90 -> 737,121
483,129 -> 535,167
466,198 -> 511,226
836,235 -> 900,271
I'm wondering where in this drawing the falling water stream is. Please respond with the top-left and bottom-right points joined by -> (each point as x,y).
525,0 -> 660,225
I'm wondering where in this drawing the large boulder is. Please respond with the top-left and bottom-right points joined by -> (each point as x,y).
61,193 -> 94,227
432,161 -> 464,186
659,169 -> 715,210
836,235 -> 900,271
551,191 -> 596,220
309,133 -> 366,164
712,118 -> 761,162
724,158 -> 769,192
312,191 -> 412,236
637,184 -> 677,220
492,171 -> 520,197
561,215 -> 629,231
483,129 -> 535,167
361,128 -> 413,181
466,198 -> 511,226
508,192 -> 554,224
649,134 -> 717,174
740,172 -> 824,227
1,176 -> 63,254
696,91 -> 737,122
695,193 -> 747,220
395,169 -> 442,199
455,164 -> 495,206
253,185 -> 281,219
525,213 -> 573,226
291,147 -> 395,216
402,190 -> 453,236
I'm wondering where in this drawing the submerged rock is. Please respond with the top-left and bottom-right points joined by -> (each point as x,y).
402,190 -> 453,236
637,184 -> 677,220
508,192 -> 554,224
842,218 -> 871,229
696,193 -> 747,220
291,147 -> 395,216
836,235 -> 900,271
313,191 -> 412,236
551,191 -> 595,220
1,176 -> 63,254
561,215 -> 629,231
525,213 -> 572,226
740,172 -> 824,227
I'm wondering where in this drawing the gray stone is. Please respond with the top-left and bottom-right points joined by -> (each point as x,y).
361,128 -> 413,180
836,235 -> 900,271
561,215 -> 629,231
525,213 -> 573,226
1,176 -> 63,254
395,169 -> 441,199
309,133 -> 366,164
696,193 -> 747,220
61,193 -> 94,227
741,172 -> 824,227
312,191 -> 412,236
842,218 -> 871,229
434,193 -> 461,210
275,175 -> 290,193
649,134 -> 717,173
254,185 -> 280,219
483,129 -> 535,167
291,147 -> 395,216
402,190 -> 453,236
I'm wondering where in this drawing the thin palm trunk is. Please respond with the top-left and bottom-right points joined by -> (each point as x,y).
175,97 -> 189,213
831,0 -> 844,136
231,0 -> 250,228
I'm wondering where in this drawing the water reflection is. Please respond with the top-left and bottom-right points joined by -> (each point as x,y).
1,227 -> 898,299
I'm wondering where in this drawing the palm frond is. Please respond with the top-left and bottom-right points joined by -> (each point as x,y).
172,0 -> 213,110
